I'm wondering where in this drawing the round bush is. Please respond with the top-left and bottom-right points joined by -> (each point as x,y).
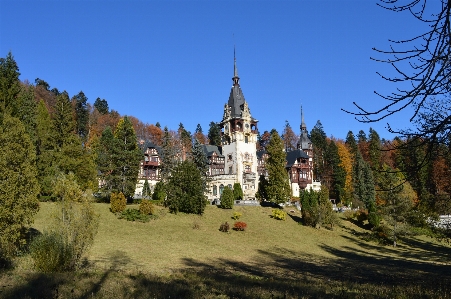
139,200 -> 154,215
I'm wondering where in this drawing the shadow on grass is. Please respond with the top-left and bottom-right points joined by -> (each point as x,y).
3,242 -> 451,298
1,250 -> 134,299
287,212 -> 303,224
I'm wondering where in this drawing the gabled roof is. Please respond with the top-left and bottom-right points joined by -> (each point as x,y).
286,149 -> 310,168
201,144 -> 224,158
141,141 -> 162,155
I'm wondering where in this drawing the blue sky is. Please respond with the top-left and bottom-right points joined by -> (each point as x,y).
1,0 -> 425,140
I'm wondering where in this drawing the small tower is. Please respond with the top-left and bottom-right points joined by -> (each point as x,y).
220,51 -> 259,199
297,106 -> 313,157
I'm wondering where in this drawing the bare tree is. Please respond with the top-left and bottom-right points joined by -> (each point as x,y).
343,0 -> 451,149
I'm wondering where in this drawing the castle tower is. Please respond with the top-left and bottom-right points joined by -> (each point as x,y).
297,106 -> 313,156
220,51 -> 259,199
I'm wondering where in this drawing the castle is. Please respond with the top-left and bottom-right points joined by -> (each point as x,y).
135,55 -> 320,201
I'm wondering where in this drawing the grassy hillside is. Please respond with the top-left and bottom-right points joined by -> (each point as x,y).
1,203 -> 451,298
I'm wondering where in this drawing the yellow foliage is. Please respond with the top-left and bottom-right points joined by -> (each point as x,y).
110,192 -> 126,213
336,142 -> 353,201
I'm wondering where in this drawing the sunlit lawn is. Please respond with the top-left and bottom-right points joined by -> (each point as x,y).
2,202 -> 451,298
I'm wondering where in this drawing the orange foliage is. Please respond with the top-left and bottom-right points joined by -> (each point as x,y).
193,132 -> 207,144
432,156 -> 451,194
146,124 -> 163,146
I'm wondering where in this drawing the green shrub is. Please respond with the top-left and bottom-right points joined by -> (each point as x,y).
152,181 -> 166,202
220,186 -> 234,209
219,222 -> 230,232
110,192 -> 126,213
30,231 -> 70,272
139,200 -> 154,215
119,209 -> 149,222
232,211 -> 242,220
272,209 -> 286,221
233,221 -> 247,231
233,183 -> 244,201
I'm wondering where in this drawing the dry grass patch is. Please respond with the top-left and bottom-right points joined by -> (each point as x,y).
2,203 -> 450,298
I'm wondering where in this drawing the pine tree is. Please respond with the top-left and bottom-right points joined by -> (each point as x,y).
53,91 -> 75,149
166,160 -> 206,214
266,130 -> 291,204
207,121 -> 221,146
310,120 -> 327,180
191,138 -> 209,195
142,179 -> 152,200
73,91 -> 89,143
59,134 -> 97,190
255,175 -> 269,201
300,188 -> 319,227
0,51 -> 21,123
178,122 -> 192,159
353,150 -> 378,226
95,127 -> 118,197
0,115 -> 40,261
233,182 -> 244,201
357,129 -> 369,162
15,84 -> 37,143
368,128 -> 382,172
193,123 -> 207,144
220,186 -> 234,209
317,185 -> 338,229
152,181 -> 166,202
345,130 -> 357,155
113,116 -> 142,198
36,100 -> 58,195
160,126 -> 178,181
94,97 -> 109,114
325,140 -> 346,203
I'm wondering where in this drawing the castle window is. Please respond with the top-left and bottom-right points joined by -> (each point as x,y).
245,136 -> 248,143
213,185 -> 217,196
229,166 -> 232,174
219,184 -> 224,195
228,184 -> 232,190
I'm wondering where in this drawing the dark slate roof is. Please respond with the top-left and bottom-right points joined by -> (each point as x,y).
141,141 -> 162,155
286,149 -> 310,168
228,85 -> 246,118
298,131 -> 312,150
256,150 -> 266,159
201,144 -> 224,158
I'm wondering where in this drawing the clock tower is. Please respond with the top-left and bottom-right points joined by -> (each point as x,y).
219,52 -> 259,199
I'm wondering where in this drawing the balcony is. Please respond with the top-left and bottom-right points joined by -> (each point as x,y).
143,160 -> 159,167
244,172 -> 256,181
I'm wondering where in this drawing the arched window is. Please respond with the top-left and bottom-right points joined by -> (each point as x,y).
228,184 -> 232,190
219,184 -> 224,195
213,185 -> 217,196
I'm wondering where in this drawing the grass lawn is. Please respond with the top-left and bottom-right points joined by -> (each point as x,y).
1,202 -> 451,298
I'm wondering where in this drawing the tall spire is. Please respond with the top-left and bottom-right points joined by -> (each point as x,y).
301,105 -> 306,131
233,46 -> 240,86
